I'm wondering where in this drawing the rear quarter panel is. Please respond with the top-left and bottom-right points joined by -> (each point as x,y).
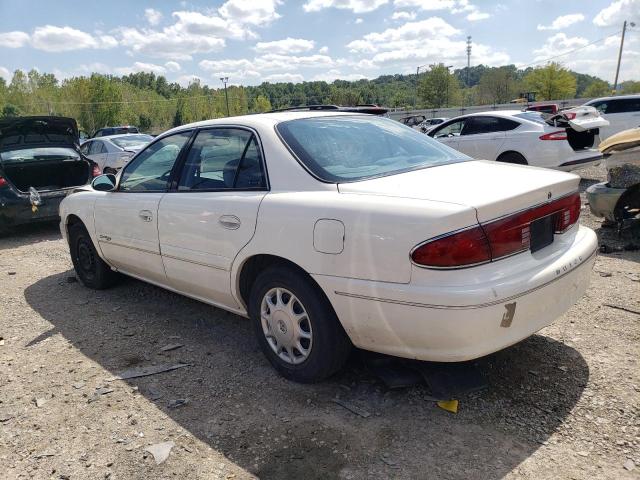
232,190 -> 478,290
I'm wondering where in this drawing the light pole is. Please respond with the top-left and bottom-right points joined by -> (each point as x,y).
445,65 -> 453,108
220,77 -> 230,116
614,21 -> 635,93
414,63 -> 431,109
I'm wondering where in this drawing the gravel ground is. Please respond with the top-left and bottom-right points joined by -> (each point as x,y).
0,164 -> 639,480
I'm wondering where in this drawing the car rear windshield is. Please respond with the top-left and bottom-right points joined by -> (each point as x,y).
111,134 -> 154,149
514,112 -> 547,124
276,116 -> 468,182
0,147 -> 79,164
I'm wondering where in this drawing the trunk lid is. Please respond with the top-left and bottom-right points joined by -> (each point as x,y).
546,106 -> 609,132
0,116 -> 79,152
338,160 -> 580,223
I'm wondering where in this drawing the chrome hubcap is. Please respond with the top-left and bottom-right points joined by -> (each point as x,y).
261,287 -> 312,365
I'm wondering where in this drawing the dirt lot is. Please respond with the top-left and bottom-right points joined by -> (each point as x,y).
1,165 -> 639,480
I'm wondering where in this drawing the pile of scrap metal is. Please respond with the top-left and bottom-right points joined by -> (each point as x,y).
586,127 -> 640,234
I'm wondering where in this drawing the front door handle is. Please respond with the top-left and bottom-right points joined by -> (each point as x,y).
219,215 -> 241,230
139,210 -> 153,222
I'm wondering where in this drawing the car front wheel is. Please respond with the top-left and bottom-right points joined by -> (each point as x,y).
69,222 -> 120,289
249,265 -> 351,383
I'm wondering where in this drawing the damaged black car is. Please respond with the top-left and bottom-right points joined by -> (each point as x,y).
0,116 -> 99,233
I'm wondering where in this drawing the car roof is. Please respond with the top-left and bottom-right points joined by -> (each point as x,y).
161,111 -> 364,137
98,133 -> 153,140
585,94 -> 640,102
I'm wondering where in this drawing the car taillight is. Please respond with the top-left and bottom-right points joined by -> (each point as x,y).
411,226 -> 491,268
563,112 -> 577,120
539,131 -> 567,140
412,192 -> 581,268
92,164 -> 101,177
0,176 -> 7,188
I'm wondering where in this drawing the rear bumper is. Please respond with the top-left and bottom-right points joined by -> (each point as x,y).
0,190 -> 66,228
585,182 -> 625,221
559,153 -> 603,170
313,225 -> 597,362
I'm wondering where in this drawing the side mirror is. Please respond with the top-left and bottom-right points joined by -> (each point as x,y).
92,174 -> 117,192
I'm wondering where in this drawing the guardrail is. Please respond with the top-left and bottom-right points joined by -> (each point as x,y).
388,98 -> 594,121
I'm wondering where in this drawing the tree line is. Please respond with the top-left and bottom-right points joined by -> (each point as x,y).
0,63 -> 638,134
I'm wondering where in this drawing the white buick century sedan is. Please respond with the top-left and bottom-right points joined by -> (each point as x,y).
59,110 -> 598,382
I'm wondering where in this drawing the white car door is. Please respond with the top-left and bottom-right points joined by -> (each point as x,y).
94,131 -> 193,284
592,98 -> 640,139
456,116 -> 510,160
429,119 -> 466,152
158,127 -> 268,308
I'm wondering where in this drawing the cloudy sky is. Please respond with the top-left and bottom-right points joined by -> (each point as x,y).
0,0 -> 638,87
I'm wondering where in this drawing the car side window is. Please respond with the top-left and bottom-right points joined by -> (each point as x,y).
119,131 -> 192,192
432,120 -> 465,138
88,141 -> 102,155
178,128 -> 266,191
613,98 -> 640,113
80,141 -> 91,155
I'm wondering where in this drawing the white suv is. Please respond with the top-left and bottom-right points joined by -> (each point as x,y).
583,95 -> 640,140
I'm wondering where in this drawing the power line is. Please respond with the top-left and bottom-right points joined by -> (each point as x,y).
518,30 -> 622,70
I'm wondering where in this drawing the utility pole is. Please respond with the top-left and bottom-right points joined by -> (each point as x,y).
466,36 -> 472,87
613,21 -> 635,93
220,77 -> 230,116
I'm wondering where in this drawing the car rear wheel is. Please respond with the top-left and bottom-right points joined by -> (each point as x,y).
497,151 -> 528,165
69,222 -> 120,289
249,265 -> 351,383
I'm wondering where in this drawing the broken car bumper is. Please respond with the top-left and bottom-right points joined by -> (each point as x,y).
586,182 -> 625,222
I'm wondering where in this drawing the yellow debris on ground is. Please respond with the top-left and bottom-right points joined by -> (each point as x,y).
436,399 -> 459,414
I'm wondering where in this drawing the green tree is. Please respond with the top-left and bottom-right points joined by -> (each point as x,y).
417,64 -> 460,108
523,62 -> 576,100
1,104 -> 19,118
583,79 -> 611,98
252,94 -> 272,112
477,67 -> 519,104
621,80 -> 640,94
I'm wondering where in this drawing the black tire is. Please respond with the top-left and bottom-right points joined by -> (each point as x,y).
69,222 -> 120,289
497,151 -> 528,165
249,265 -> 351,383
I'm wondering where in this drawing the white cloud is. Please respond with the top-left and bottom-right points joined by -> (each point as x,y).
537,13 -> 585,31
176,74 -> 203,87
346,17 -> 508,68
319,46 -> 329,54
532,33 -> 590,59
254,37 -> 315,54
355,18 -> 364,24
218,0 -> 282,26
145,8 -> 163,26
594,0 -> 639,27
311,69 -> 366,82
466,11 -> 489,21
0,66 -> 11,82
264,73 -> 304,83
0,31 -> 30,48
393,0 -> 454,9
165,61 -> 181,72
392,11 -> 416,20
30,25 -> 117,52
303,0 -> 388,14
114,62 -> 168,76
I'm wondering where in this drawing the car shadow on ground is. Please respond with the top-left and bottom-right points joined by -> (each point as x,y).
0,221 -> 61,251
25,270 -> 589,479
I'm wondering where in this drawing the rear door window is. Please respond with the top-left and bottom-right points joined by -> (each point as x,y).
88,141 -> 103,155
431,119 -> 466,138
178,128 -> 266,191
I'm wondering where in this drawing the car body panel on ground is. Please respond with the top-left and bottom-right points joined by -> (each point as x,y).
60,111 -> 597,379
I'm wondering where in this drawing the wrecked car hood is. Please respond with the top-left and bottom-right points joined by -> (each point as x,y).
0,116 -> 79,153
546,106 -> 609,132
599,127 -> 640,154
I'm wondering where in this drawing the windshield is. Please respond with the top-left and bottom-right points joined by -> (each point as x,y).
111,134 -> 154,150
276,116 -> 468,182
0,147 -> 80,164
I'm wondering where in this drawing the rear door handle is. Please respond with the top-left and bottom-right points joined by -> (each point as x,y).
219,215 -> 241,230
139,210 -> 153,222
